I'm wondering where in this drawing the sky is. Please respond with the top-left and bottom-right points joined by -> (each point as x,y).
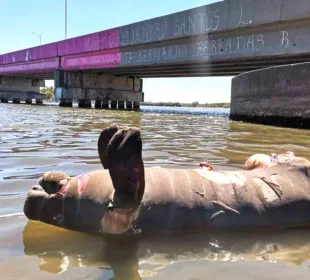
0,0 -> 232,103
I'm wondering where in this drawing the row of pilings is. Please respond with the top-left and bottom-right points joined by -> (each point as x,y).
59,99 -> 140,109
0,97 -> 140,110
0,97 -> 43,104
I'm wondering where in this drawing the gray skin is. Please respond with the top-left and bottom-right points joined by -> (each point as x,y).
23,161 -> 310,235
23,124 -> 310,235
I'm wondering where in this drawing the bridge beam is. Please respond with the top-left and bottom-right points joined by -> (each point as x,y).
0,76 -> 44,104
54,71 -> 143,109
230,62 -> 310,129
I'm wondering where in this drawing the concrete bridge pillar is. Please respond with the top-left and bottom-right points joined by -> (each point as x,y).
102,100 -> 109,109
78,99 -> 91,108
95,100 -> 102,109
54,71 -> 143,110
126,101 -> 132,109
35,99 -> 43,105
230,62 -> 310,129
118,101 -> 125,109
25,99 -> 32,104
133,102 -> 140,109
0,76 -> 44,105
110,101 -> 117,109
59,98 -> 72,107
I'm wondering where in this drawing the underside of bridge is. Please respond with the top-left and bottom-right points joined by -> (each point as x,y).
0,76 -> 44,105
3,53 -> 310,80
54,71 -> 143,109
0,71 -> 144,109
2,51 -> 310,111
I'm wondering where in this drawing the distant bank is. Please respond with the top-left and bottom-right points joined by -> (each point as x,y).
141,102 -> 230,108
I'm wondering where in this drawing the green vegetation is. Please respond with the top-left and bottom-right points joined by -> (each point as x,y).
204,102 -> 230,108
40,86 -> 54,100
141,102 -> 182,107
141,101 -> 230,108
38,88 -> 231,109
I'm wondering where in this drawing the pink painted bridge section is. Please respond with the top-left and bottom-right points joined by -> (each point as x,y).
0,28 -> 120,75
3,0 -> 310,78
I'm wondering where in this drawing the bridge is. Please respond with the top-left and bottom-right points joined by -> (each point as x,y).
1,0 -> 310,127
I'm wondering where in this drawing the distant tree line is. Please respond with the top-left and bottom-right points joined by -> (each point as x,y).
204,102 -> 230,108
39,89 -> 230,109
141,101 -> 230,108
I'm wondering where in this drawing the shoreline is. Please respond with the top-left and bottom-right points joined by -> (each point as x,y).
141,102 -> 230,108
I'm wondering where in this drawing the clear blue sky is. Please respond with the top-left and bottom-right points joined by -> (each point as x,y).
0,0 -> 232,103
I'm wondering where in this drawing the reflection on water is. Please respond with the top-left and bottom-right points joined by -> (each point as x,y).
1,103 -> 310,279
22,221 -> 310,279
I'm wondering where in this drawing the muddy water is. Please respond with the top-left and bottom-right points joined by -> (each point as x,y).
1,103 -> 310,280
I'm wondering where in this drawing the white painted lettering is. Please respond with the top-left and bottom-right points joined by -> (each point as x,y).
213,10 -> 220,30
237,4 -> 252,27
198,13 -> 205,33
212,40 -> 217,53
204,41 -> 209,54
168,46 -> 173,58
281,31 -> 289,47
155,23 -> 160,40
226,38 -> 232,53
197,42 -> 204,55
174,10 -> 220,37
218,39 -> 224,52
122,44 -> 187,63
257,34 -> 264,49
161,21 -> 168,39
206,11 -> 213,31
237,36 -> 246,50
181,17 -> 188,35
247,35 -> 255,51
188,15 -> 197,34
148,49 -> 153,60
174,18 -> 181,36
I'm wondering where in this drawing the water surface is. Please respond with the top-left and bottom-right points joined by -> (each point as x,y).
1,103 -> 310,279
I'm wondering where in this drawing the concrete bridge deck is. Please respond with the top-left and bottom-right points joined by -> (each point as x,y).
1,0 -> 310,78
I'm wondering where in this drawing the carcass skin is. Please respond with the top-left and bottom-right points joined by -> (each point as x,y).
23,162 -> 310,234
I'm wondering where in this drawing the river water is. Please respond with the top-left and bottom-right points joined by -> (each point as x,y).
1,103 -> 310,279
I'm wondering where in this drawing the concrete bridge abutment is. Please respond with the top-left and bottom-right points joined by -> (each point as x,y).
54,71 -> 143,110
0,76 -> 44,104
230,62 -> 310,129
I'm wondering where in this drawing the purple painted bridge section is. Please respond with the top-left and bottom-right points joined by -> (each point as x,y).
0,28 -> 120,75
2,0 -> 310,78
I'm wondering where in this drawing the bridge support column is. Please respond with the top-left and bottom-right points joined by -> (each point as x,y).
35,99 -> 43,105
133,102 -> 140,109
1,98 -> 8,103
25,99 -> 32,104
0,76 -> 44,105
230,62 -> 310,129
118,101 -> 125,109
102,100 -> 109,109
126,101 -> 132,109
110,101 -> 117,109
78,99 -> 91,108
59,98 -> 72,107
54,71 -> 143,110
95,100 -> 102,109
